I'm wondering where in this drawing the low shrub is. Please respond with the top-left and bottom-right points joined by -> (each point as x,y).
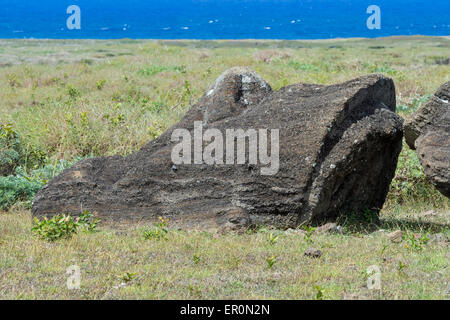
0,158 -> 80,210
142,216 -> 169,240
32,210 -> 100,241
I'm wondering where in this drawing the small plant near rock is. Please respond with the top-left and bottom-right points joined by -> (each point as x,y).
266,255 -> 277,269
77,210 -> 101,232
32,214 -> 79,241
268,232 -> 278,245
31,210 -> 100,241
302,225 -> 316,244
404,232 -> 430,251
142,216 -> 168,240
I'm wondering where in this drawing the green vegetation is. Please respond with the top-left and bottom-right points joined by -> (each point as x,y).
302,225 -> 316,243
31,210 -> 100,242
142,216 -> 169,241
0,123 -> 45,176
0,158 -> 79,210
0,37 -> 449,299
266,255 -> 277,269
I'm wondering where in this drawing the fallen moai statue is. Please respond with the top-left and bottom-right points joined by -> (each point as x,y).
32,67 -> 403,229
404,81 -> 450,198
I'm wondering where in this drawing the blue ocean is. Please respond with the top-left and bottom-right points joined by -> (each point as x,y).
0,0 -> 449,39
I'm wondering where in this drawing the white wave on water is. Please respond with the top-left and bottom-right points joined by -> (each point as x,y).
182,26 -> 189,30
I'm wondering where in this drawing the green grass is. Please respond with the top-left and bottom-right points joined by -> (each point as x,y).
0,36 -> 449,299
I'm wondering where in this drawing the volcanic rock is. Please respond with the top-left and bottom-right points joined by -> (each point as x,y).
404,81 -> 450,197
404,82 -> 450,150
32,68 -> 403,229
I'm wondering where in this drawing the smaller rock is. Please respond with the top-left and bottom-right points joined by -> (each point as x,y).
387,230 -> 403,243
304,247 -> 322,258
315,222 -> 344,234
445,253 -> 450,259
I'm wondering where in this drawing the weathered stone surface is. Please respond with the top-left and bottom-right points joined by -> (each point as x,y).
404,82 -> 450,149
416,130 -> 450,197
32,68 -> 403,229
405,82 -> 450,197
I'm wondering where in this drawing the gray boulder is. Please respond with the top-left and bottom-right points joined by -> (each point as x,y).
32,68 -> 403,229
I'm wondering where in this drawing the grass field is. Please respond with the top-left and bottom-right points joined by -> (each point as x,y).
0,36 -> 449,299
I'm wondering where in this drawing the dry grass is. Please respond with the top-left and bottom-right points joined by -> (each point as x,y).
1,36 -> 449,158
0,209 -> 448,300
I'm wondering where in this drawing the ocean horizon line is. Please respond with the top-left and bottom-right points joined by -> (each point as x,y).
2,34 -> 449,42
